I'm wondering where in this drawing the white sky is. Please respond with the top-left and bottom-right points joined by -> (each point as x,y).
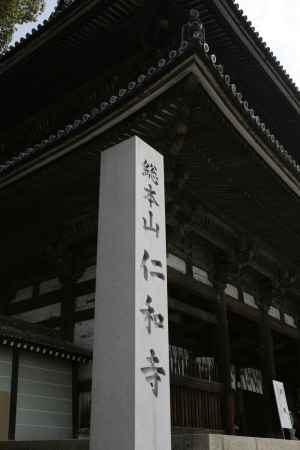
237,0 -> 300,87
12,0 -> 300,88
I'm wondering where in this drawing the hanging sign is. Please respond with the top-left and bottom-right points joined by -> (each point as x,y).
273,380 -> 292,430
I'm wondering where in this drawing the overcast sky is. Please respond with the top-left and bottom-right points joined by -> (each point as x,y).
12,0 -> 300,88
237,0 -> 300,87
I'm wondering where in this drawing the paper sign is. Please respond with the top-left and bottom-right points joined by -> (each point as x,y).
273,380 -> 292,429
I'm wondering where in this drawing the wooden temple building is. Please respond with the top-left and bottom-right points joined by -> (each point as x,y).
1,0 -> 300,445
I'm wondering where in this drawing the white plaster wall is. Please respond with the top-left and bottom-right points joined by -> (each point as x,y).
15,353 -> 72,441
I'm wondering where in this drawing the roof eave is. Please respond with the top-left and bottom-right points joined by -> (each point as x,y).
1,48 -> 300,200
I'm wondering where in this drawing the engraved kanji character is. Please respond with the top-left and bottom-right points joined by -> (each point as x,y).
143,210 -> 159,238
140,295 -> 164,334
144,184 -> 159,208
141,349 -> 166,397
141,250 -> 165,281
142,160 -> 159,186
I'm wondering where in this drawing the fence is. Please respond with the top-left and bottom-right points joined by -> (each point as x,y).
169,346 -> 223,431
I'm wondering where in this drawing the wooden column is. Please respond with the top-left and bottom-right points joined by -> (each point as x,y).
8,348 -> 19,440
295,331 -> 300,438
61,276 -> 75,341
215,281 -> 234,434
258,293 -> 278,437
0,284 -> 15,316
72,363 -> 79,438
58,251 -> 83,342
236,383 -> 248,436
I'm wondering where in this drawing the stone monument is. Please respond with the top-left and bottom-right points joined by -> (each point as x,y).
90,136 -> 171,450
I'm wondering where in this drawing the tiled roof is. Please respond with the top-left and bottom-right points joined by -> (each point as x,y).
0,9 -> 299,181
0,314 -> 91,362
1,0 -> 299,103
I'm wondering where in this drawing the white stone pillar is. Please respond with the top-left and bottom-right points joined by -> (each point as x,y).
90,136 -> 171,450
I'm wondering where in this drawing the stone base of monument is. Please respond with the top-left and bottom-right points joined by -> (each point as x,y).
1,435 -> 299,450
0,441 -> 89,450
172,433 -> 300,450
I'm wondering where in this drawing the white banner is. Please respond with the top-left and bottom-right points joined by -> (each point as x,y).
273,380 -> 292,429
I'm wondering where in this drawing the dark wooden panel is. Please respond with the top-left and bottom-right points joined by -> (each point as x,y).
171,383 -> 223,430
8,349 -> 19,440
171,376 -> 223,394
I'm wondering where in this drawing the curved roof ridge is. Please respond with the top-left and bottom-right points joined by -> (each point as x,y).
0,8 -> 299,182
55,0 -> 76,14
229,0 -> 300,96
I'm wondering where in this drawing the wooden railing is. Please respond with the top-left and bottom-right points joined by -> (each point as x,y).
169,346 -> 223,431
169,346 -> 218,381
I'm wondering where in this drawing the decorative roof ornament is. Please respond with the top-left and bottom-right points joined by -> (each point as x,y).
180,9 -> 206,48
55,0 -> 76,14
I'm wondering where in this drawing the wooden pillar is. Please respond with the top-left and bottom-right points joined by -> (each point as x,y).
0,284 -> 15,316
72,363 -> 79,439
295,333 -> 300,438
61,276 -> 75,341
213,274 -> 234,435
258,295 -> 278,437
8,348 -> 19,440
236,385 -> 248,436
58,250 -> 83,342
